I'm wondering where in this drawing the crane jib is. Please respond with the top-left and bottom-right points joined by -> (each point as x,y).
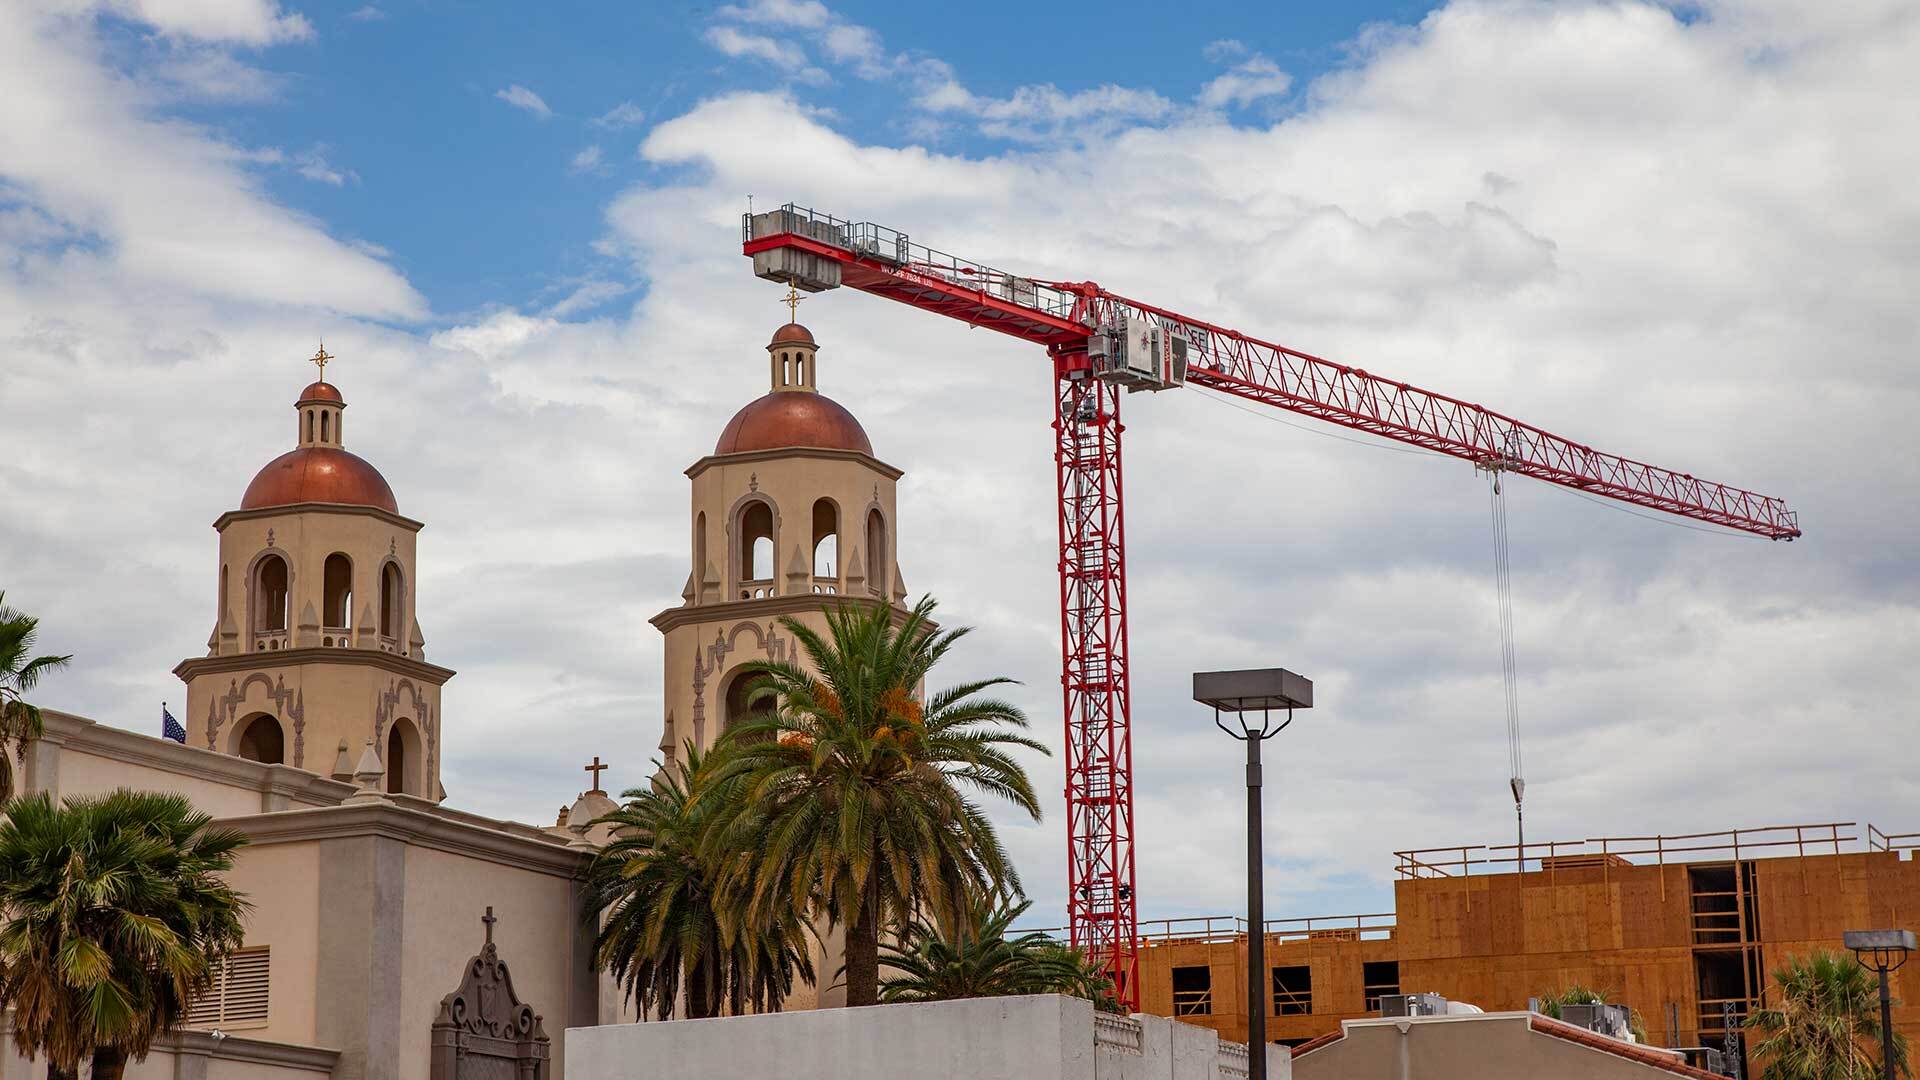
740,200 -> 1802,1011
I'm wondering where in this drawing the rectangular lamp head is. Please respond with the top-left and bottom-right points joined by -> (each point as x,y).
1193,668 -> 1313,712
1844,929 -> 1917,952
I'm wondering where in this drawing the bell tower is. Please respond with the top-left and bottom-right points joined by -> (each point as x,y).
173,348 -> 454,800
652,322 -> 908,764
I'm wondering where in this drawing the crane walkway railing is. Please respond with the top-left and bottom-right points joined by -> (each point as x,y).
1392,821 -> 1887,881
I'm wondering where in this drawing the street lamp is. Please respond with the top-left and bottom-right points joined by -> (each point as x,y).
1195,668 -> 1313,1080
1845,929 -> 1915,1080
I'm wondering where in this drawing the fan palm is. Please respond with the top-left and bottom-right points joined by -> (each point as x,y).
879,895 -> 1112,1005
0,789 -> 249,1080
0,592 -> 71,800
1747,949 -> 1910,1079
584,743 -> 813,1019
707,595 -> 1046,1008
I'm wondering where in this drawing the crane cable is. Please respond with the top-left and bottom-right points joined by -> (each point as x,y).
1486,463 -> 1527,870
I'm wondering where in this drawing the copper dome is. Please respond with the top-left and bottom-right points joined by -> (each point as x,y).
769,322 -> 816,346
297,381 -> 344,404
241,447 -> 399,514
715,392 -> 873,456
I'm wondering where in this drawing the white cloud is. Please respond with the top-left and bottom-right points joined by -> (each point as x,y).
292,147 -> 356,186
592,101 -> 646,129
0,4 -> 422,318
918,77 -> 1178,143
495,83 -> 552,118
570,144 -> 604,174
716,0 -> 829,28
346,4 -> 385,19
1198,53 -> 1292,109
703,25 -> 809,71
46,0 -> 317,44
8,0 -> 1920,933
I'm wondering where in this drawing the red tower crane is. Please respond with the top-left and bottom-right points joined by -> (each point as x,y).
741,203 -> 1801,1010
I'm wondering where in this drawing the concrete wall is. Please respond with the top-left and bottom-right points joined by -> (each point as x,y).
566,995 -> 1288,1080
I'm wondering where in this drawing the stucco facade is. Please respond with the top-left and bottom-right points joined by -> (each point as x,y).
173,375 -> 447,801
652,323 -> 909,765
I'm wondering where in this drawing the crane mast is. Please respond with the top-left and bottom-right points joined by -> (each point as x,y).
741,202 -> 1801,1010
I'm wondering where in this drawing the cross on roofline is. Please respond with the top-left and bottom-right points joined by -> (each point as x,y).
310,341 -> 333,383
584,756 -> 608,794
482,906 -> 497,945
782,284 -> 807,323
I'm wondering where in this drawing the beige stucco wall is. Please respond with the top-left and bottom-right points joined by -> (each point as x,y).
56,743 -> 276,818
210,505 -> 419,659
179,654 -> 445,798
398,844 -> 590,1080
217,839 -> 325,1046
1292,1014 -> 1704,1079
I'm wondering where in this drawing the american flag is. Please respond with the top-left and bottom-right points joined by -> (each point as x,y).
162,702 -> 186,744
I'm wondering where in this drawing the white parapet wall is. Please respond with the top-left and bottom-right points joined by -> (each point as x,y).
567,994 -> 1288,1080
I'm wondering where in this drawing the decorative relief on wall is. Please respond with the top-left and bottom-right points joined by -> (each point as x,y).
210,672 -> 299,751
689,619 -> 789,746
428,907 -> 549,1080
376,677 -> 435,780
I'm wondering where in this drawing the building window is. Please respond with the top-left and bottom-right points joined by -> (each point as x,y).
235,714 -> 285,765
380,562 -> 403,638
187,948 -> 270,1027
254,554 -> 289,632
387,718 -> 416,795
864,509 -> 887,596
1363,961 -> 1400,1012
323,553 -> 352,628
1272,966 -> 1312,1015
812,499 -> 838,578
1172,965 -> 1212,1017
739,501 -> 774,583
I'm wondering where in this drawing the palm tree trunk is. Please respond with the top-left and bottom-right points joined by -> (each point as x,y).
89,1047 -> 129,1080
845,892 -> 881,1008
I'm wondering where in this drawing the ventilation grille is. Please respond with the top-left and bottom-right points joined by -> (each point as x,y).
187,948 -> 269,1027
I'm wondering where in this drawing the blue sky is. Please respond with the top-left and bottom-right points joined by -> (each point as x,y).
119,0 -> 1439,318
4,0 -> 1918,927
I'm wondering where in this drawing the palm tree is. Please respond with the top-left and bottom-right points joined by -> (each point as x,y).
707,595 -> 1046,1008
0,591 -> 71,800
879,895 -> 1113,1006
1747,950 -> 1910,1079
0,789 -> 249,1080
584,743 -> 813,1020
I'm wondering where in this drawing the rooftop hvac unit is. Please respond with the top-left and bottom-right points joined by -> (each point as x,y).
1560,1003 -> 1635,1042
1379,993 -> 1449,1018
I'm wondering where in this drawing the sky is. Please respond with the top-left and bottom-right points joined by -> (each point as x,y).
2,0 -> 1918,929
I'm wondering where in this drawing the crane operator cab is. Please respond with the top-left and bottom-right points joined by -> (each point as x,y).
1088,315 -> 1194,391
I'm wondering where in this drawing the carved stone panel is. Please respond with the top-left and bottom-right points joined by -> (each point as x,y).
429,909 -> 550,1080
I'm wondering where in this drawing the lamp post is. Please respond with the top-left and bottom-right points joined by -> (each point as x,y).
1845,929 -> 1915,1080
1195,668 -> 1313,1080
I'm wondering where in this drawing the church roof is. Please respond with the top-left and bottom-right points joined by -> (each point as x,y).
242,447 -> 399,514
714,392 -> 873,456
769,321 -> 815,346
298,380 -> 344,404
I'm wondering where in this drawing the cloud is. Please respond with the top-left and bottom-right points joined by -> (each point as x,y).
346,4 -> 385,19
0,4 -> 422,318
495,83 -> 552,118
569,144 -> 605,174
703,25 -> 811,72
716,0 -> 830,28
1198,53 -> 1292,109
592,101 -> 646,129
86,0 -> 314,44
8,0 -> 1920,934
917,77 -> 1177,143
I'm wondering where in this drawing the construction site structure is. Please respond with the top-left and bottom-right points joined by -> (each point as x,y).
1111,822 -> 1920,1073
741,202 -> 1803,1008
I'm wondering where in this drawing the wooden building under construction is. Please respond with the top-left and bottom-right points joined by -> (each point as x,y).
1131,823 -> 1920,1066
